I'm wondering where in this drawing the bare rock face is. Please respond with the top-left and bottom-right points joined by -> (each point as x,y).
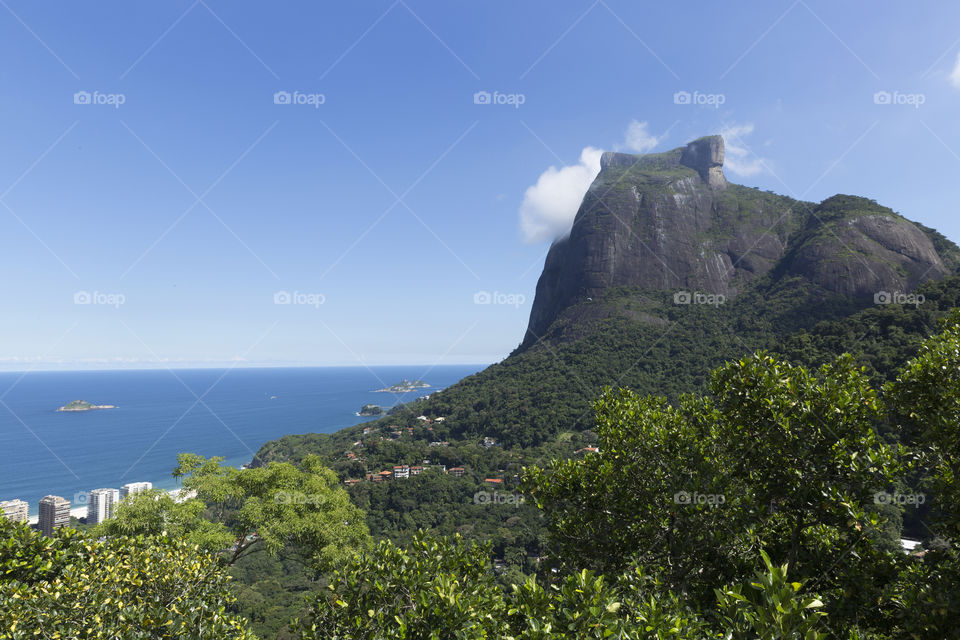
519,137 -> 958,350
779,195 -> 949,299
680,135 -> 727,188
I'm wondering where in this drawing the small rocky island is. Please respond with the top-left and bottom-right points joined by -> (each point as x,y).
358,404 -> 383,416
57,400 -> 117,412
374,379 -> 430,393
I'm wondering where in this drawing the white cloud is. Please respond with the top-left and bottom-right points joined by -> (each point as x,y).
519,121 -> 669,243
519,146 -> 603,243
621,120 -> 662,153
719,123 -> 767,177
951,52 -> 960,88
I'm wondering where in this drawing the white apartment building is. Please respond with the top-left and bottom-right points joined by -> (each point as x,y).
0,499 -> 28,523
86,488 -> 120,525
119,481 -> 153,499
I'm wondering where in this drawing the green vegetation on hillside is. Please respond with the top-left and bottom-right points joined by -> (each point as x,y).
7,313 -> 960,638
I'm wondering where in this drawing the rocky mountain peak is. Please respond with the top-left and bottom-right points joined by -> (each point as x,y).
680,135 -> 727,189
518,136 -> 959,351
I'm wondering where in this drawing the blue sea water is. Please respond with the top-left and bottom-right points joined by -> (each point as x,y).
0,365 -> 483,516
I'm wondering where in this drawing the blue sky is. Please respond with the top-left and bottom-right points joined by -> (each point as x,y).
1,1 -> 959,369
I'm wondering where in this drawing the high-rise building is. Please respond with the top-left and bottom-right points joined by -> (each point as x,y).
119,481 -> 152,500
38,495 -> 70,536
86,488 -> 120,525
0,499 -> 28,523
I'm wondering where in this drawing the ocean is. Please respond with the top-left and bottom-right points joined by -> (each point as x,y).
0,365 -> 483,516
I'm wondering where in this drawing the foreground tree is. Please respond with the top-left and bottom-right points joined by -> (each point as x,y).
523,352 -> 904,628
0,519 -> 254,639
293,532 -> 829,639
880,309 -> 960,634
97,454 -> 372,568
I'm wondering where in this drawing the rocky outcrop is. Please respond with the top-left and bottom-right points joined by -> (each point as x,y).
519,137 -> 958,350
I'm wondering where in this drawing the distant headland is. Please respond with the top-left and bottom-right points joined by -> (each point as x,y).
374,379 -> 430,393
56,400 -> 117,412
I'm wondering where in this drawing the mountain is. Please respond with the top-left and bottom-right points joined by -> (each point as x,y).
243,136 -> 960,638
522,135 -> 958,349
254,134 -> 960,458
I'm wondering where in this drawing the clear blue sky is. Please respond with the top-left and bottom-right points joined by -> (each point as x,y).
1,1 -> 959,369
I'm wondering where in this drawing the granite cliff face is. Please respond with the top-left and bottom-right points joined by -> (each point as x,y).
520,135 -> 958,349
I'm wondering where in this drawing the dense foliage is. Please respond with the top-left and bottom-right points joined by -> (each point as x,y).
524,313 -> 960,638
294,532 -> 830,639
237,277 -> 960,636
96,454 -> 372,569
9,273 -> 960,638
0,519 -> 254,639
